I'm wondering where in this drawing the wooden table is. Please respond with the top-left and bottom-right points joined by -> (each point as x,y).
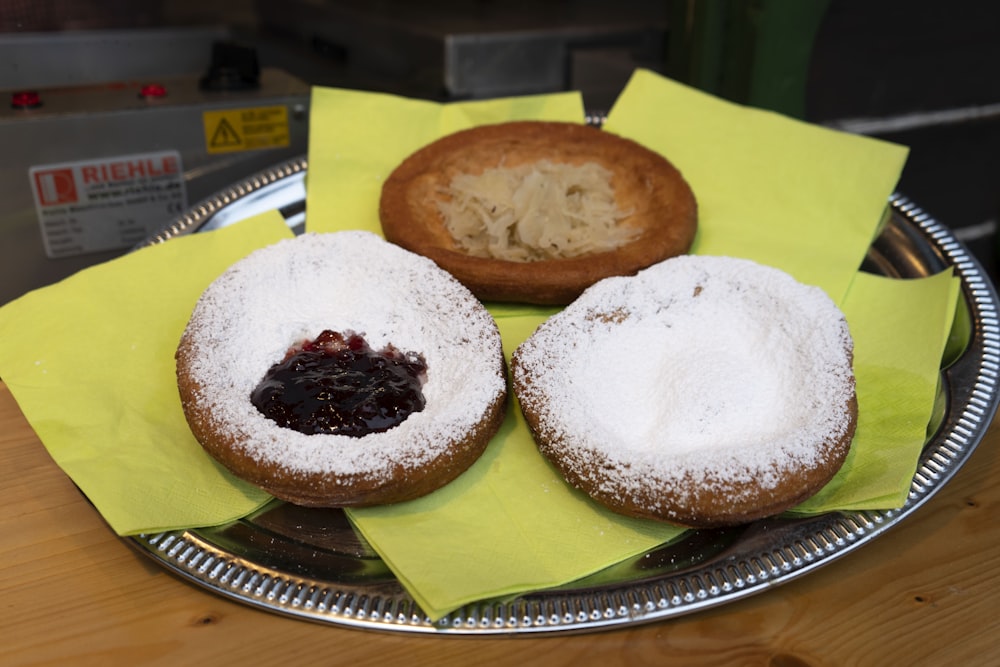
3,380 -> 998,667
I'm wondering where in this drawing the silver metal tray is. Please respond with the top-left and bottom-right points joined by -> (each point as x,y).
134,154 -> 1000,635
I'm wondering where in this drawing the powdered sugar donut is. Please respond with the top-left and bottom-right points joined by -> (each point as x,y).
512,255 -> 857,528
176,231 -> 507,507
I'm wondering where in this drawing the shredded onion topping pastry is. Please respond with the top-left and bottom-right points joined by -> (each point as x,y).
436,160 -> 636,262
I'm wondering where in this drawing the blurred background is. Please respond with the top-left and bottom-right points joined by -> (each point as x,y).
2,0 -> 998,304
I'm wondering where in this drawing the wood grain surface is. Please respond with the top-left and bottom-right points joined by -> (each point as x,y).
2,381 -> 998,667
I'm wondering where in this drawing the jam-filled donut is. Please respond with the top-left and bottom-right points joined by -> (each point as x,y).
512,255 -> 857,528
379,121 -> 698,305
176,231 -> 507,507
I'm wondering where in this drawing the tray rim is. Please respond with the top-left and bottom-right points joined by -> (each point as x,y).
131,154 -> 1000,635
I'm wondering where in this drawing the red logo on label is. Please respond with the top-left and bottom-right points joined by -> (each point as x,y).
34,168 -> 78,206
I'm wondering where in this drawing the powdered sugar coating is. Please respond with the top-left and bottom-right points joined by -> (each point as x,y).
513,255 -> 856,519
179,231 -> 505,480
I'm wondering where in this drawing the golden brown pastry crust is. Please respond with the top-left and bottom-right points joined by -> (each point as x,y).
175,231 -> 508,508
510,255 -> 858,528
515,384 -> 856,528
379,121 -> 698,305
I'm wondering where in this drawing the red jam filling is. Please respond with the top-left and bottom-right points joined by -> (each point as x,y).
251,330 -> 427,437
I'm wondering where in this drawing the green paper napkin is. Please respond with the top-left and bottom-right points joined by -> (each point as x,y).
604,70 -> 909,303
791,269 -> 962,513
0,213 -> 293,535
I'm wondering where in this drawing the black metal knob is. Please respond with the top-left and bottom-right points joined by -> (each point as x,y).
200,41 -> 261,92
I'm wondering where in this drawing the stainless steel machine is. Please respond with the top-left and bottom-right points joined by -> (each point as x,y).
254,0 -> 670,106
1,27 -> 310,305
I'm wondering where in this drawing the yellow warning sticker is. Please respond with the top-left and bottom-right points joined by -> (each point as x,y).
202,106 -> 290,154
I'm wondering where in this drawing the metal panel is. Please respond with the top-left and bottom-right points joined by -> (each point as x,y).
0,26 -> 232,90
1,68 -> 309,305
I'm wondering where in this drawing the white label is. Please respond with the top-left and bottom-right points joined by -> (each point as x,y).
29,150 -> 188,258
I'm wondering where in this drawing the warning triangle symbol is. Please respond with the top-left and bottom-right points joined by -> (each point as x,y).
210,118 -> 242,147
